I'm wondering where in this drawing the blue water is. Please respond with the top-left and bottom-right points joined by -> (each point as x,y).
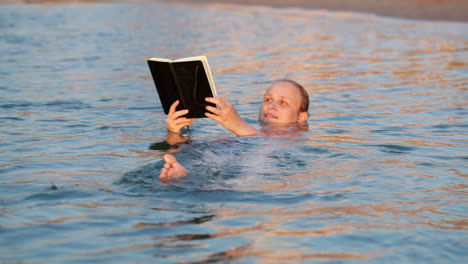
1,2 -> 467,263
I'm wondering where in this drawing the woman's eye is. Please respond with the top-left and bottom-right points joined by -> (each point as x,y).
264,98 -> 272,103
281,100 -> 288,105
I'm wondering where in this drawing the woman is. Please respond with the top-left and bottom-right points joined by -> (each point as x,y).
160,79 -> 310,180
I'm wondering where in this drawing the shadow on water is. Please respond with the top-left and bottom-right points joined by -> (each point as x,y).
113,124 -> 468,261
118,136 -> 325,205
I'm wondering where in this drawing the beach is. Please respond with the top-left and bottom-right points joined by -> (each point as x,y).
1,0 -> 467,22
167,0 -> 468,22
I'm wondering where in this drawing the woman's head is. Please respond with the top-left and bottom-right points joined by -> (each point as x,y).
259,79 -> 309,125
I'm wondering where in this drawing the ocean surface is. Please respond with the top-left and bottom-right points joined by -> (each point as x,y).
1,1 -> 467,263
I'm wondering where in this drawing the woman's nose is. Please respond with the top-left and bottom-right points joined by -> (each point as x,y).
268,101 -> 277,110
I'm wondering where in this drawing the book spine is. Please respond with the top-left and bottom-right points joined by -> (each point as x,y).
169,63 -> 186,110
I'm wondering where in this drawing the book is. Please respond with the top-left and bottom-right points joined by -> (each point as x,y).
147,56 -> 217,118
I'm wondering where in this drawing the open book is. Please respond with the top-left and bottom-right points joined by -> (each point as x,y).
147,56 -> 217,118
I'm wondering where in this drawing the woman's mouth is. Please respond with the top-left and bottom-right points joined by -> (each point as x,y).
264,113 -> 277,119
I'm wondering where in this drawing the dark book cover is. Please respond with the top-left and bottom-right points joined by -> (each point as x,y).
148,57 -> 216,118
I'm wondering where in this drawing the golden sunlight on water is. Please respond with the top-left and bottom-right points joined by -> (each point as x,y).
1,2 -> 466,263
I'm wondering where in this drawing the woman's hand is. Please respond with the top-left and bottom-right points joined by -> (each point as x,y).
166,100 -> 194,133
205,96 -> 258,136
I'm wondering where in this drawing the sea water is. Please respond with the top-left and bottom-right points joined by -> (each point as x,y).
1,2 -> 467,263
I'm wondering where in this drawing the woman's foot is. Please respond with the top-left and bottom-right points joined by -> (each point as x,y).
159,154 -> 187,180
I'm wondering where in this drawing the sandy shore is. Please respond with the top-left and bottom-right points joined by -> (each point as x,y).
2,0 -> 467,22
166,0 -> 468,22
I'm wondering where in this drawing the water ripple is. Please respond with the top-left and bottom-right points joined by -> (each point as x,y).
0,2 -> 466,264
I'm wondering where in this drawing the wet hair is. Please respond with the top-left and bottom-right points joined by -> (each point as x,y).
273,79 -> 309,113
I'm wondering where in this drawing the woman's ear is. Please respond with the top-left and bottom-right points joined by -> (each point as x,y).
297,111 -> 309,123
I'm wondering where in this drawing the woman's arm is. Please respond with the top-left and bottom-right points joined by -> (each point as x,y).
205,96 -> 259,136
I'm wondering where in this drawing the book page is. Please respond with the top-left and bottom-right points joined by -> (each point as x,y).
173,56 -> 206,63
148,57 -> 172,63
200,58 -> 217,97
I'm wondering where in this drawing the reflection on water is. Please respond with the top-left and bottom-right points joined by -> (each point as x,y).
1,1 -> 467,263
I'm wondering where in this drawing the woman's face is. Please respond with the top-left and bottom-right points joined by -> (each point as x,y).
259,81 -> 307,124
